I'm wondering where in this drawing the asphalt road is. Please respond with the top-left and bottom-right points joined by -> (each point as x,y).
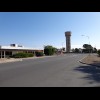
0,54 -> 99,87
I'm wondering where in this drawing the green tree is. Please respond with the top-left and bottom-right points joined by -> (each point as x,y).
83,44 -> 93,53
93,48 -> 97,53
62,47 -> 65,51
83,44 -> 92,49
97,50 -> 100,56
74,48 -> 79,53
44,45 -> 57,56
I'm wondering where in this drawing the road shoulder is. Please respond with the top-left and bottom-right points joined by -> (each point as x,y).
0,55 -> 58,64
79,54 -> 100,67
0,58 -> 22,64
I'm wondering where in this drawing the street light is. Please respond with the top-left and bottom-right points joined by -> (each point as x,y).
61,42 -> 65,53
81,35 -> 91,55
62,42 -> 64,48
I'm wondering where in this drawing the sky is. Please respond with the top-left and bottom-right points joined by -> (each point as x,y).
0,12 -> 100,49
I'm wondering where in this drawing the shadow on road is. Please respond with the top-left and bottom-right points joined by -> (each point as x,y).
91,61 -> 100,67
74,65 -> 100,83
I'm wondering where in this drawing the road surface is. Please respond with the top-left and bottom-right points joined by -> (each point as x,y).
0,54 -> 99,87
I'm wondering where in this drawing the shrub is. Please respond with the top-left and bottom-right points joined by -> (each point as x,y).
27,53 -> 34,57
35,52 -> 44,57
13,52 -> 34,58
97,50 -> 100,56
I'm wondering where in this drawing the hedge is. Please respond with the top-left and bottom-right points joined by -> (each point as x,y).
13,52 -> 34,58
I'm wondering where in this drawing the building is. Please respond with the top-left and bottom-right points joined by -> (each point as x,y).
65,31 -> 71,53
0,44 -> 43,58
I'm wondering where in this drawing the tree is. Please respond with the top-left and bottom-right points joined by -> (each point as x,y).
62,47 -> 65,51
71,48 -> 75,53
83,44 -> 92,49
93,47 -> 97,53
74,48 -> 80,53
82,49 -> 89,53
44,45 -> 57,56
83,44 -> 93,53
97,50 -> 100,56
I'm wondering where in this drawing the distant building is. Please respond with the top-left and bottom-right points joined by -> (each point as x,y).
0,44 -> 43,58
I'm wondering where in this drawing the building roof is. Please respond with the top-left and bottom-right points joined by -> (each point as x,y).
0,45 -> 43,51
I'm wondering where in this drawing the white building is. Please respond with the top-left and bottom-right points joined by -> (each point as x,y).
0,44 -> 43,58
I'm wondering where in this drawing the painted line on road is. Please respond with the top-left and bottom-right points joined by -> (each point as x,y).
78,55 -> 88,64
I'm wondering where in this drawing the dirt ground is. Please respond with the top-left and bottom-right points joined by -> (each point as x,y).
81,54 -> 100,66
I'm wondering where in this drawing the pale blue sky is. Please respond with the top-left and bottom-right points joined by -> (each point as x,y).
0,12 -> 100,49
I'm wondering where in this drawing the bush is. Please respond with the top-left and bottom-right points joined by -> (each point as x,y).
13,52 -> 34,58
27,53 -> 34,57
35,52 -> 44,57
97,50 -> 100,56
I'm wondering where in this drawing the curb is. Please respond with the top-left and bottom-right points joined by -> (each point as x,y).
21,55 -> 58,60
0,55 -> 58,64
79,55 -> 100,67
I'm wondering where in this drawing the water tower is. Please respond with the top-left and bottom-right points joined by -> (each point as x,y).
65,31 -> 71,53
